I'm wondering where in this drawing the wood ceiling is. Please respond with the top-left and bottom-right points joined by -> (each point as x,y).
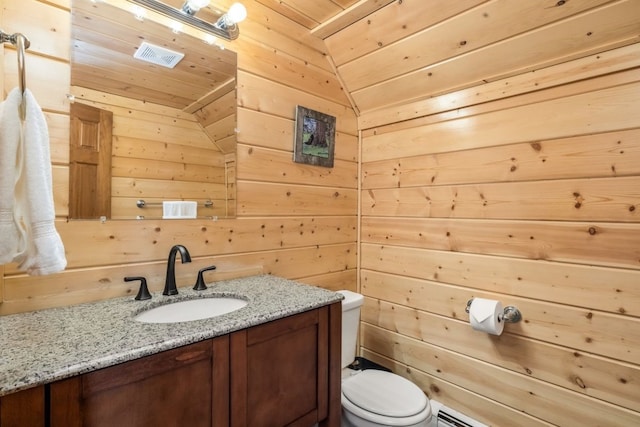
71,0 -> 640,117
259,0 -> 640,116
71,0 -> 237,111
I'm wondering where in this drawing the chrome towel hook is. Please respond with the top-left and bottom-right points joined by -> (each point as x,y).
1,29 -> 31,120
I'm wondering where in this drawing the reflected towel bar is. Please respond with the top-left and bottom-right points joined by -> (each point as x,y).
136,199 -> 213,208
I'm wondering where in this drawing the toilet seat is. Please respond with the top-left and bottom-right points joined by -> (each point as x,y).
342,370 -> 431,426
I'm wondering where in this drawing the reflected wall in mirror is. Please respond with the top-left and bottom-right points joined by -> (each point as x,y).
70,0 -> 237,220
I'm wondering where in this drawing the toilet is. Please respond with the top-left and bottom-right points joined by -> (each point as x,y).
338,290 -> 432,427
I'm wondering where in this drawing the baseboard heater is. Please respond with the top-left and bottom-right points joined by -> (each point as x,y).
430,400 -> 488,427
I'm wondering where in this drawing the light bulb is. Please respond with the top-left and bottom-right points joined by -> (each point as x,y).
132,5 -> 146,21
182,0 -> 210,15
187,0 -> 210,9
226,3 -> 247,24
170,21 -> 183,34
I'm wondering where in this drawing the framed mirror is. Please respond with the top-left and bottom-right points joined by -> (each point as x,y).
69,0 -> 237,220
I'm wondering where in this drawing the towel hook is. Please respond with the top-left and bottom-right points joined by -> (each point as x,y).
1,30 -> 31,120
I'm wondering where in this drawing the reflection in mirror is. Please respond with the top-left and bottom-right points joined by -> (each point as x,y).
69,0 -> 237,220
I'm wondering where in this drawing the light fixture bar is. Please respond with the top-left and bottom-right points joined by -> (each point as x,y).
128,0 -> 240,40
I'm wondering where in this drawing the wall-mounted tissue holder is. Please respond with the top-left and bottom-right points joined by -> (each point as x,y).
465,299 -> 522,323
465,298 -> 522,335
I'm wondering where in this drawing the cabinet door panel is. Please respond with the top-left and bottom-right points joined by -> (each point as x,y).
0,386 -> 45,427
232,308 -> 328,427
51,339 -> 227,427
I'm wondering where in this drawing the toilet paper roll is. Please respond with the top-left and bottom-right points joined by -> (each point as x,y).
468,298 -> 504,335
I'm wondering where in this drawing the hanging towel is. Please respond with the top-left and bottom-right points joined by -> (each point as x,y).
0,88 -> 24,263
11,89 -> 67,275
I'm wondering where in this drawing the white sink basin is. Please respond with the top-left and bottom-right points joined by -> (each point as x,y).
134,297 -> 247,323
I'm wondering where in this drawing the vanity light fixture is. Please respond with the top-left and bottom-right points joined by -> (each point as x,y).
128,0 -> 247,40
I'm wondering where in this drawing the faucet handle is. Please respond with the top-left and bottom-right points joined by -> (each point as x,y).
125,276 -> 152,301
193,265 -> 217,291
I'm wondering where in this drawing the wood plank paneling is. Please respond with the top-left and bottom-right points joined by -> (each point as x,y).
1,0 -> 358,316
362,176 -> 640,223
360,243 -> 640,317
362,216 -> 640,269
361,270 -> 640,411
360,323 -> 640,426
237,144 -> 357,188
358,38 -> 640,423
363,128 -> 640,189
237,181 -> 357,216
359,42 -> 640,130
1,243 -> 356,314
362,78 -> 640,163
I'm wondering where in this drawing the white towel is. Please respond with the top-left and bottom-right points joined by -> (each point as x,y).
0,88 -> 25,263
162,201 -> 197,219
10,89 -> 66,275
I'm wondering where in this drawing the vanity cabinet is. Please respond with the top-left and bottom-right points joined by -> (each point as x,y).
39,303 -> 340,427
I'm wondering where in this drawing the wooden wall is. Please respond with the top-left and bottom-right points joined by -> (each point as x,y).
358,43 -> 640,425
0,0 -> 358,314
70,86 -> 229,220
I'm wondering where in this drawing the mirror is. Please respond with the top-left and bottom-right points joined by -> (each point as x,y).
69,0 -> 237,220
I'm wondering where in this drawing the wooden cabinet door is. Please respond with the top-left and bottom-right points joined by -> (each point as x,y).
231,307 -> 331,427
0,386 -> 45,427
50,337 -> 229,427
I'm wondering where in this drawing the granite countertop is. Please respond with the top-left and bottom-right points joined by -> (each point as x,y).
0,275 -> 343,397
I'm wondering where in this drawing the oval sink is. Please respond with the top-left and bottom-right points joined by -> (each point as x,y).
135,297 -> 247,323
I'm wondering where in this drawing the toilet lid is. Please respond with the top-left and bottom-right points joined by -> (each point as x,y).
342,370 -> 427,418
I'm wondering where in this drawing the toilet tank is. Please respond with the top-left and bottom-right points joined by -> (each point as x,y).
337,290 -> 364,368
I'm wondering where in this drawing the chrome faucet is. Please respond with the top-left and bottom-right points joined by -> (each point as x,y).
163,245 -> 192,295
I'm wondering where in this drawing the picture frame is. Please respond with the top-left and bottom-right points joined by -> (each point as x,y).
293,105 -> 336,168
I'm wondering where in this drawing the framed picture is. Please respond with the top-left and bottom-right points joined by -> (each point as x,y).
293,105 -> 336,168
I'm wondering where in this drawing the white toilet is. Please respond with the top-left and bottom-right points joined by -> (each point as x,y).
339,290 -> 432,427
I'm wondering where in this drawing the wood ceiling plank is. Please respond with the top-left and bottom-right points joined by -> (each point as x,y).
72,48 -> 218,107
311,0 -> 395,40
255,0 -> 320,29
351,0 -> 640,112
339,0 -> 617,92
276,0 -> 343,25
325,0 -> 489,66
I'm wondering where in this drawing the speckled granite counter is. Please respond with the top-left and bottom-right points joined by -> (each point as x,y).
0,275 -> 343,397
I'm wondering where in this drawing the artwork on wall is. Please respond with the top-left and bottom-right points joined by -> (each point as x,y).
293,105 -> 336,168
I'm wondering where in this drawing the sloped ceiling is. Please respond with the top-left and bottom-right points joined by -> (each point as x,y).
72,0 -> 640,119
261,0 -> 640,116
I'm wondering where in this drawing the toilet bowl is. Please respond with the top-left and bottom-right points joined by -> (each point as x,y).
338,291 -> 432,427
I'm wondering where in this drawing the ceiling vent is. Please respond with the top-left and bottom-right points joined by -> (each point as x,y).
133,42 -> 184,68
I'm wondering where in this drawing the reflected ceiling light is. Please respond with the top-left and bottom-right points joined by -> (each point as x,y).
128,0 -> 247,40
181,0 -> 210,15
170,21 -> 183,34
132,5 -> 146,20
203,34 -> 217,45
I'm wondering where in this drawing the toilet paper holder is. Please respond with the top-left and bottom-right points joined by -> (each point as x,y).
465,299 -> 522,323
